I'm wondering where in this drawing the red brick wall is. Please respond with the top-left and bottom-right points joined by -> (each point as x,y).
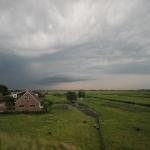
15,92 -> 40,111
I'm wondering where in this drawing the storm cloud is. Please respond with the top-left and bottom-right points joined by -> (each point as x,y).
0,0 -> 150,89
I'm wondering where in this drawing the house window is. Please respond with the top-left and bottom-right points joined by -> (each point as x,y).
19,105 -> 24,107
30,105 -> 35,107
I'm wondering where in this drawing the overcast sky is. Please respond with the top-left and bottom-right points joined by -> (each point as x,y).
0,0 -> 150,89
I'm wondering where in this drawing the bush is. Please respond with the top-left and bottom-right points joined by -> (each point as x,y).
42,99 -> 53,112
5,96 -> 15,110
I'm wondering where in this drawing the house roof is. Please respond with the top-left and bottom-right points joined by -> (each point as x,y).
28,91 -> 41,102
16,91 -> 41,102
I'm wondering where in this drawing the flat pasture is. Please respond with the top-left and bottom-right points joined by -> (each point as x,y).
0,104 -> 100,150
82,90 -> 150,150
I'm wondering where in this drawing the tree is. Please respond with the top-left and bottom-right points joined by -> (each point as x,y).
42,99 -> 53,112
78,90 -> 86,103
66,91 -> 77,103
78,90 -> 85,98
0,85 -> 9,96
5,96 -> 15,110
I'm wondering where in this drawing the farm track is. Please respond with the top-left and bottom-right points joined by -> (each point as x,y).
72,103 -> 106,150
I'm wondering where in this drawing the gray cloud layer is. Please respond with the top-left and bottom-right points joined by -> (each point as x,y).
0,0 -> 150,89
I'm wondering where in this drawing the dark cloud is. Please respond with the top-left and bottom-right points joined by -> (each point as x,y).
0,0 -> 150,89
36,75 -> 90,86
0,52 -> 34,88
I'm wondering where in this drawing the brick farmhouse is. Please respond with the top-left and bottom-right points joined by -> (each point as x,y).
15,91 -> 41,111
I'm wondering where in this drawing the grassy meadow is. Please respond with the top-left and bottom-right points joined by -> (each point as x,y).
44,91 -> 67,104
0,104 -> 100,150
0,90 -> 150,150
81,90 -> 150,150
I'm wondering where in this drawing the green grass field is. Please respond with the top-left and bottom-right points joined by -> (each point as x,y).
44,91 -> 67,104
0,104 -> 100,150
81,90 -> 150,150
86,90 -> 150,105
0,90 -> 150,150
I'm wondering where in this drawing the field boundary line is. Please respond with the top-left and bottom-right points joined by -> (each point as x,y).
88,96 -> 150,108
